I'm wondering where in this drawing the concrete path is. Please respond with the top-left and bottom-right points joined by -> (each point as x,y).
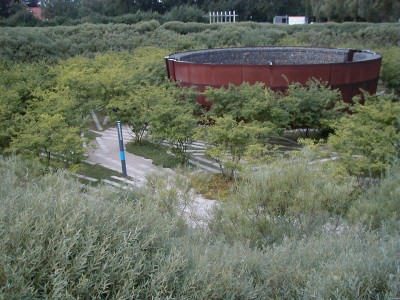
85,126 -> 161,187
84,121 -> 217,223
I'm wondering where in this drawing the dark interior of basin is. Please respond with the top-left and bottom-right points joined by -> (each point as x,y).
167,47 -> 380,65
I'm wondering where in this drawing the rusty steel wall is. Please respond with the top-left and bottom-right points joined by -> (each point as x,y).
165,47 -> 382,106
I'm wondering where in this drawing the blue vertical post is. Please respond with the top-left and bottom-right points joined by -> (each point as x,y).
116,121 -> 127,177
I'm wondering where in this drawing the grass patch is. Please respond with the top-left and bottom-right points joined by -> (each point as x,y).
84,130 -> 102,141
125,140 -> 181,169
190,171 -> 235,201
76,162 -> 122,182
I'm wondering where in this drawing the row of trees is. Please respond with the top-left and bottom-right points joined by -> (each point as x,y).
1,0 -> 399,22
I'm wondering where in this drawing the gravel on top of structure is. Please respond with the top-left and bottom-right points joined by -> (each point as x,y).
166,47 -> 381,66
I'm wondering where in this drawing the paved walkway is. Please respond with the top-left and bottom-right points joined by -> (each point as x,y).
84,119 -> 217,222
86,126 -> 161,187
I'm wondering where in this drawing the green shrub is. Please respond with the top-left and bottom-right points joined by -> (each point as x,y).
132,19 -> 160,34
113,11 -> 163,24
1,156 -> 399,299
1,23 -> 399,63
380,47 -> 400,94
328,94 -> 400,177
163,5 -> 207,23
162,21 -> 214,34
1,10 -> 41,27
241,28 -> 287,47
125,140 -> 181,168
348,165 -> 400,230
209,152 -> 358,247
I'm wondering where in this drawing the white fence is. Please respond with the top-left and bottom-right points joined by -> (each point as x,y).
209,11 -> 238,23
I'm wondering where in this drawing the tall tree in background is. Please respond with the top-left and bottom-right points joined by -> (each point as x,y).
20,0 -> 40,6
0,0 -> 12,18
375,0 -> 400,22
0,0 -> 26,17
42,0 -> 81,19
2,0 -> 400,25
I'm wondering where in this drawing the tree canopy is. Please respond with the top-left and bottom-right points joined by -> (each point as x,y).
1,0 -> 399,23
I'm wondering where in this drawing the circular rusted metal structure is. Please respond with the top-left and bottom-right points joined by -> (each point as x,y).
165,47 -> 382,106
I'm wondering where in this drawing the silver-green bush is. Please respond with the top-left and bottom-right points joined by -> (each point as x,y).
1,156 -> 399,299
209,153 -> 358,246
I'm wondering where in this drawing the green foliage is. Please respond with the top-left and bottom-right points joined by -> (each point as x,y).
54,47 -> 169,110
308,0 -> 400,22
380,47 -> 400,95
197,115 -> 276,179
0,49 -> 171,169
0,156 -> 189,299
42,0 -> 80,19
283,78 -> 343,134
0,62 -> 54,151
328,94 -> 400,177
76,162 -> 122,182
106,84 -> 162,143
1,156 -> 399,299
209,151 -> 358,247
8,113 -> 84,170
125,140 -> 181,168
2,0 -> 400,24
145,170 -> 195,217
0,86 -> 19,151
149,85 -> 199,164
1,9 -> 41,26
30,86 -> 88,127
348,165 -> 400,230
1,23 -> 399,63
163,5 -> 207,23
113,12 -> 164,24
204,79 -> 344,135
204,82 -> 289,129
162,21 -> 216,34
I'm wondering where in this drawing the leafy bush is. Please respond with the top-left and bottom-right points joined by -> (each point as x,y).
380,47 -> 400,94
0,10 -> 41,27
162,21 -> 215,34
241,27 -> 287,46
197,115 -> 276,180
125,140 -> 181,168
348,165 -> 400,229
328,94 -> 400,177
113,12 -> 163,24
1,156 -> 399,299
204,82 -> 289,129
283,78 -> 343,135
163,5 -> 207,23
149,85 -> 199,164
209,152 -> 358,247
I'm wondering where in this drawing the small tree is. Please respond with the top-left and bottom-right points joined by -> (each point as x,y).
198,116 -> 276,180
328,94 -> 400,177
107,85 -> 163,143
9,113 -> 84,170
150,86 -> 199,165
283,78 -> 343,136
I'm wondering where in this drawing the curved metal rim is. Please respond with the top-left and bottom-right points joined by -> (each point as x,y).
165,46 -> 382,67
